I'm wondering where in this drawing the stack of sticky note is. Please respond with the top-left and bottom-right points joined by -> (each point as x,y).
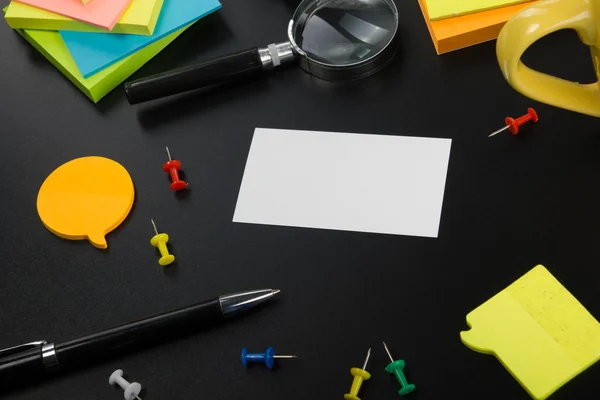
418,0 -> 537,54
4,0 -> 221,102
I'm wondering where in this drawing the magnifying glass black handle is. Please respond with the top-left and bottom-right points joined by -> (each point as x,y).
125,47 -> 264,104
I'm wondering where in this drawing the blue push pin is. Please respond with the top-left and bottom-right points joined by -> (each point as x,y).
241,347 -> 297,369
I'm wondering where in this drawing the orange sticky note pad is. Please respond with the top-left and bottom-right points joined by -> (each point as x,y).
37,157 -> 135,249
418,0 -> 535,54
12,0 -> 132,30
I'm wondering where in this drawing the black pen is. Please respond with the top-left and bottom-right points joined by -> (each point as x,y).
0,289 -> 280,385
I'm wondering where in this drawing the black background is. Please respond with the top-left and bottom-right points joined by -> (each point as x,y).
1,0 -> 600,399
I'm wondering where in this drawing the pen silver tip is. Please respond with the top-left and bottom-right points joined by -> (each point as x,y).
272,289 -> 281,295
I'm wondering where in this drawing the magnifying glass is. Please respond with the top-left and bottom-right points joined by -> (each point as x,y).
124,0 -> 399,104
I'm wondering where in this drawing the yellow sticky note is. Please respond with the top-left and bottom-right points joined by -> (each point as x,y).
14,23 -> 192,102
461,265 -> 600,400
5,0 -> 164,35
418,0 -> 534,54
425,0 -> 532,21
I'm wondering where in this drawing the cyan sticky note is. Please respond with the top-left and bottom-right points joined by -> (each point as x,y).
59,0 -> 221,78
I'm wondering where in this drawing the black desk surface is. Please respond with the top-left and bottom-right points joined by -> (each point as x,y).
1,0 -> 600,399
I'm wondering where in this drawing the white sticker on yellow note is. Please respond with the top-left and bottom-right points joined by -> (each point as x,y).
461,265 -> 600,400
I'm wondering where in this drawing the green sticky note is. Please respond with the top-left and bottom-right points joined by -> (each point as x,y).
12,22 -> 191,102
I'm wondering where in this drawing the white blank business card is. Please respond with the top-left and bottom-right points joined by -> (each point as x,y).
233,128 -> 452,238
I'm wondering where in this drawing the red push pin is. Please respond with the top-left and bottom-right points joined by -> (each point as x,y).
163,146 -> 188,191
488,108 -> 539,137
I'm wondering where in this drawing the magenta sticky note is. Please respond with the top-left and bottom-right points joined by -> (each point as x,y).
12,0 -> 133,30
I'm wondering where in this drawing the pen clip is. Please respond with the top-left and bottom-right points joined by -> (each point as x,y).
0,341 -> 47,358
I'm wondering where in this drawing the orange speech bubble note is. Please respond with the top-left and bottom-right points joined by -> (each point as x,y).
37,156 -> 135,249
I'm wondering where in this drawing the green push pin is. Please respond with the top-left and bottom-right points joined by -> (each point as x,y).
382,342 -> 415,396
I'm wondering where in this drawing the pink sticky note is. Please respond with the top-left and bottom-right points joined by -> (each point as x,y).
13,0 -> 132,30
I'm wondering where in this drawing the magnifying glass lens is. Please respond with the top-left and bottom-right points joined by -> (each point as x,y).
296,0 -> 397,66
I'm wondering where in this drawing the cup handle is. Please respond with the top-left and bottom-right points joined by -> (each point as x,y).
497,0 -> 600,117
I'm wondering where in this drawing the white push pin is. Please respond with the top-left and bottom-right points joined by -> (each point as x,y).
109,369 -> 143,400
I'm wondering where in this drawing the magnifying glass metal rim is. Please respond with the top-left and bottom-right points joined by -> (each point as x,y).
287,0 -> 400,73
257,0 -> 400,82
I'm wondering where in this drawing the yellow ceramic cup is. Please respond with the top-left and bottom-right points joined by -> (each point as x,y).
497,0 -> 600,117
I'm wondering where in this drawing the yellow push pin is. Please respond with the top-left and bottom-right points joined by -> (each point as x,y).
344,348 -> 371,400
150,219 -> 175,266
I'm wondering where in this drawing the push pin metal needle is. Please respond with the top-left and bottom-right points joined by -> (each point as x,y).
488,108 -> 539,137
150,219 -> 175,266
241,347 -> 298,368
383,342 -> 415,396
344,348 -> 372,400
362,348 -> 371,370
163,146 -> 188,191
